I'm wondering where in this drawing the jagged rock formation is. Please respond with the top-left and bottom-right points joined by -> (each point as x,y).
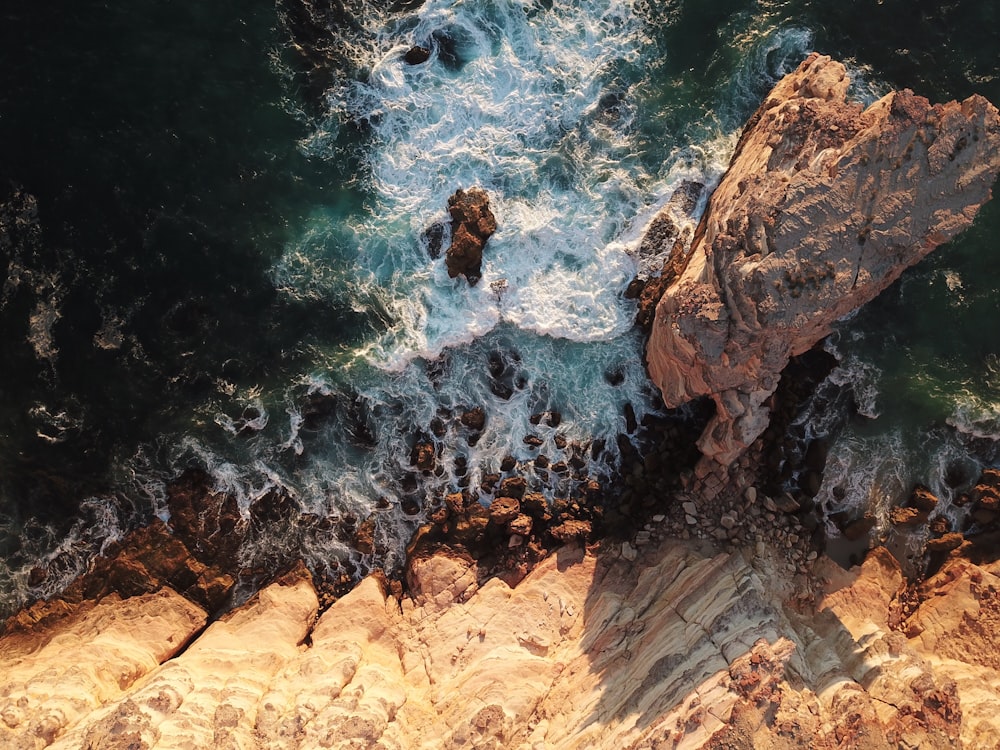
445,187 -> 497,284
646,53 -> 1000,466
626,180 -> 704,331
4,536 -> 1000,748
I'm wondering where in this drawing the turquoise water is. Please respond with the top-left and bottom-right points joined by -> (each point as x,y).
0,0 -> 998,611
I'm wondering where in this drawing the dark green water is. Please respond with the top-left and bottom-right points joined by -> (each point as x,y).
0,0 -> 998,610
0,1 -> 369,512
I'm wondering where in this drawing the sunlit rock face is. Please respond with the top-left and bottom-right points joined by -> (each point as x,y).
3,538 -> 1000,749
646,53 -> 1000,467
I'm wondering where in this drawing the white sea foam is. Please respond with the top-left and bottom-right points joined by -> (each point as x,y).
949,392 -> 1000,441
313,0 -> 662,365
819,430 -> 905,526
823,332 -> 883,420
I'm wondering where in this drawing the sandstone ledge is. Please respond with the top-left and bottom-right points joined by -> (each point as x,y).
3,533 -> 999,748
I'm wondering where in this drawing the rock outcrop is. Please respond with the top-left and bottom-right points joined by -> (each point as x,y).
445,187 -> 496,284
646,53 -> 1000,466
5,535 -> 1000,748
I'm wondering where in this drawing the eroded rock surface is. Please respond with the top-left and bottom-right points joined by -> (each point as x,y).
646,53 -> 1000,466
446,187 -> 497,284
5,535 -> 1000,749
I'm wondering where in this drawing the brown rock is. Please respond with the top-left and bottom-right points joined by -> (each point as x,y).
925,532 -> 965,553
972,507 -> 999,526
973,484 -> 1000,512
549,520 -> 591,544
489,496 -> 520,525
166,468 -> 244,570
445,187 -> 496,284
929,515 -> 952,535
800,470 -> 823,498
508,514 -> 533,536
977,466 -> 1000,488
249,488 -> 297,526
520,493 -> 547,514
404,45 -> 430,65
624,276 -> 645,300
842,513 -> 877,541
633,181 -> 705,331
890,506 -> 929,527
451,504 -> 490,545
460,406 -> 486,431
774,493 -> 801,514
355,515 -> 377,555
497,476 -> 526,500
580,478 -> 602,502
646,53 -> 1000,466
480,473 -> 500,493
7,535 -> 1000,748
803,438 -> 829,473
445,492 -> 469,515
5,520 -> 233,633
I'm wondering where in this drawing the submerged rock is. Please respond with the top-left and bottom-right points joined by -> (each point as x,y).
403,44 -> 430,65
646,53 -> 1000,467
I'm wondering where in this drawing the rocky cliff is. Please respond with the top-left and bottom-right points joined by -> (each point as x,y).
645,53 -> 1000,466
4,534 -> 1000,749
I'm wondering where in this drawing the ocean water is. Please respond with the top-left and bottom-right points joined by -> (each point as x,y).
0,0 -> 998,612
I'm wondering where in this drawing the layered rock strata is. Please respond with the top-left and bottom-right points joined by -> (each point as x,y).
4,535 -> 1000,748
646,53 -> 1000,466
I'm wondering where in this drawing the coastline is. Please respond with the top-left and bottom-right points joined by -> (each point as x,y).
4,50 -> 1000,747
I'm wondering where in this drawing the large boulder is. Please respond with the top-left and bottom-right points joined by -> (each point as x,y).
646,53 -> 1000,466
445,187 -> 497,284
